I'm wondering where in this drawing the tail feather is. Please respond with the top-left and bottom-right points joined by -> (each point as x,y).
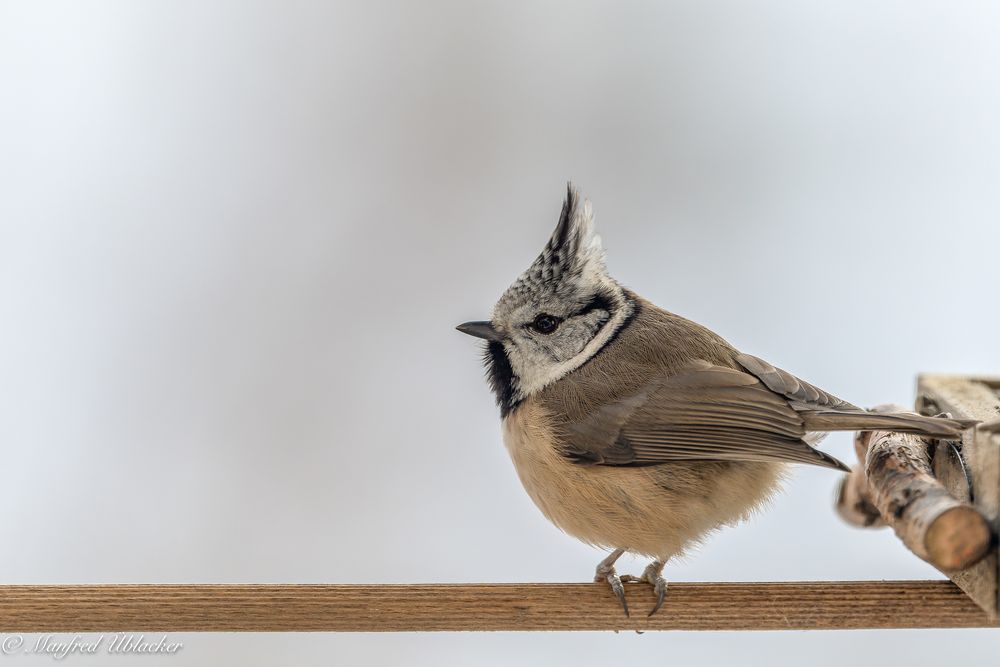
802,410 -> 976,439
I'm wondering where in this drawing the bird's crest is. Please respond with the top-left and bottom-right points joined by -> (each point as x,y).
495,183 -> 610,315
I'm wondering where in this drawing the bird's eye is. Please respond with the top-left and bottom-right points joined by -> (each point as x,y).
530,313 -> 561,334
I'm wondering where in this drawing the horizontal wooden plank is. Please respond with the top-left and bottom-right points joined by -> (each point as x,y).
0,581 -> 997,632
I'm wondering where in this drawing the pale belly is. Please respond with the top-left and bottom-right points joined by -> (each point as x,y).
502,400 -> 785,559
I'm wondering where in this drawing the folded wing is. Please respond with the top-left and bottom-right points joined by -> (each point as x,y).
561,360 -> 850,471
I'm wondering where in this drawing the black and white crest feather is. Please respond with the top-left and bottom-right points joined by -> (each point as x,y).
495,183 -> 609,315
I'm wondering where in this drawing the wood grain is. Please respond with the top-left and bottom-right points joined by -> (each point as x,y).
0,582 -> 996,632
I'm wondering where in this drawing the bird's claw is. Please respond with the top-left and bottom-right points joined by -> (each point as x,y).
647,573 -> 668,617
596,569 -> 630,617
595,562 -> 668,618
640,561 -> 668,617
594,550 -> 669,618
594,549 -> 631,618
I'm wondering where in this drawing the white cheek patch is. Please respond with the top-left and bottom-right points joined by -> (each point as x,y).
511,297 -> 633,399
553,310 -> 610,361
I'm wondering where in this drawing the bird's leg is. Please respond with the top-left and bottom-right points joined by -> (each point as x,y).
640,560 -> 668,617
594,548 -> 630,617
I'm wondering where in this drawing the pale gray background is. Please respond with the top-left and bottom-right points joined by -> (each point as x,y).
1,0 -> 999,664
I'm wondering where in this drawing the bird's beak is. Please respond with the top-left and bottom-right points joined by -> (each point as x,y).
456,320 -> 503,342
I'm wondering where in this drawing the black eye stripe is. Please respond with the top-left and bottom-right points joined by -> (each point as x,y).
574,293 -> 614,318
524,294 -> 615,332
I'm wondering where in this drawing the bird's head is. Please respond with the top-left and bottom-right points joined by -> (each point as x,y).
457,183 -> 635,415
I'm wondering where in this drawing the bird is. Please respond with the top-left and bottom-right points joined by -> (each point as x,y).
456,183 -> 975,618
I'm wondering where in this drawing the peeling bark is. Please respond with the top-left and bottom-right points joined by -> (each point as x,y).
835,405 -> 991,572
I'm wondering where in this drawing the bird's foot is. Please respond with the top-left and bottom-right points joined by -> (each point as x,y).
640,561 -> 668,617
594,548 -> 630,617
596,569 -> 630,617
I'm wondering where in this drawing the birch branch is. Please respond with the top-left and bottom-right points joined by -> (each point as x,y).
836,404 -> 992,571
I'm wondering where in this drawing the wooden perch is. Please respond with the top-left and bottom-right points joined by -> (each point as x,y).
835,377 -> 1000,618
837,404 -> 991,572
0,582 -> 995,632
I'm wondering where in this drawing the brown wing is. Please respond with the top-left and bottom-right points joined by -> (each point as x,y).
735,353 -> 860,411
560,360 -> 850,471
735,353 -> 973,437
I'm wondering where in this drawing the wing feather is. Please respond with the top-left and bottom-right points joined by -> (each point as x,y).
735,353 -> 859,411
560,361 -> 849,471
